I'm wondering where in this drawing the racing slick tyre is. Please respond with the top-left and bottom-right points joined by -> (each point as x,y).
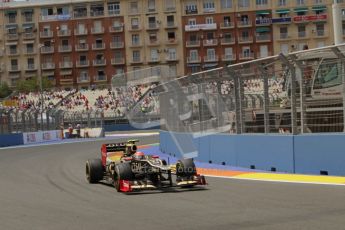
86,159 -> 103,183
176,158 -> 197,177
114,163 -> 134,192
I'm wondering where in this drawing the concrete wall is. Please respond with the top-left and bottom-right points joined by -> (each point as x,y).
0,134 -> 24,147
104,124 -> 160,132
160,131 -> 345,176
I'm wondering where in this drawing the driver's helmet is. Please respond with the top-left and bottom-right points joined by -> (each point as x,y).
133,152 -> 145,160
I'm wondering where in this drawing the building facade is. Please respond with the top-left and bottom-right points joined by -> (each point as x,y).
0,0 -> 343,88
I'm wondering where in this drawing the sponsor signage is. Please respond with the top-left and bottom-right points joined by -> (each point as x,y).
23,130 -> 62,145
185,23 -> 217,31
293,14 -> 327,22
256,18 -> 272,25
271,17 -> 292,23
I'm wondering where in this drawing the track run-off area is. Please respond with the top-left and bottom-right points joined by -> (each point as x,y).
1,134 -> 345,230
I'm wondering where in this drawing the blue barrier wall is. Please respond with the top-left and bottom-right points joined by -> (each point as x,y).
0,133 -> 24,147
103,124 -> 160,132
160,131 -> 345,176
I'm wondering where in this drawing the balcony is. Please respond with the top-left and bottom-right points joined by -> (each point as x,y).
222,54 -> 235,61
147,40 -> 160,46
40,46 -> 54,54
239,53 -> 254,60
92,43 -> 105,50
75,44 -> 89,51
277,33 -> 290,40
147,22 -> 159,31
41,63 -> 55,70
94,75 -> 107,82
128,25 -> 141,31
221,37 -> 235,45
164,6 -> 176,12
7,33 -> 19,40
298,31 -> 308,39
91,27 -> 104,34
78,76 -> 90,83
256,34 -> 271,42
237,20 -> 252,27
186,40 -> 201,47
238,36 -> 253,44
187,56 -> 201,63
25,64 -> 37,71
7,49 -> 19,56
59,61 -> 73,69
257,52 -> 272,58
110,41 -> 124,49
111,58 -> 125,65
57,29 -> 71,37
109,25 -> 123,33
203,39 -> 218,46
129,41 -> 142,48
130,58 -> 143,64
220,22 -> 235,29
58,45 -> 72,53
313,30 -> 328,38
22,32 -> 35,40
23,48 -> 36,55
90,11 -> 104,17
8,65 -> 20,72
185,23 -> 217,31
76,60 -> 90,68
166,54 -> 178,62
74,28 -> 88,36
147,57 -> 160,63
74,11 -> 88,18
93,59 -> 106,66
204,55 -> 219,62
40,31 -> 53,38
166,38 -> 178,45
147,7 -> 157,14
165,21 -> 177,29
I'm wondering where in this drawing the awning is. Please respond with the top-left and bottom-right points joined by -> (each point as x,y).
21,9 -> 34,14
203,63 -> 218,68
312,5 -> 327,11
6,25 -> 18,29
5,10 -> 17,15
60,70 -> 72,75
187,64 -> 201,67
276,9 -> 290,14
256,10 -> 270,15
256,27 -> 270,33
22,23 -> 34,29
294,7 -> 308,12
42,71 -> 55,76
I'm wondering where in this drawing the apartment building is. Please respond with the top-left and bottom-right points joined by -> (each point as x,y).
272,0 -> 334,55
181,0 -> 274,74
0,0 -> 183,89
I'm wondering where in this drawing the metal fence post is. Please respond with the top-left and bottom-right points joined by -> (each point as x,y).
257,64 -> 270,134
7,109 -> 13,134
279,54 -> 298,135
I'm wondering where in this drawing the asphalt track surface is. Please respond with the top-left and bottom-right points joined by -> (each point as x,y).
1,136 -> 345,230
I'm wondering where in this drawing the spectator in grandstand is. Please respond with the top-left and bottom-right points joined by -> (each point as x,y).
68,124 -> 73,138
76,124 -> 81,138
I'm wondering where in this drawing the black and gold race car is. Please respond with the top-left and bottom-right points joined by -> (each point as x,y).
86,140 -> 206,192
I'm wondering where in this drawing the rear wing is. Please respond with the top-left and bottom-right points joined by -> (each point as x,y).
102,139 -> 139,153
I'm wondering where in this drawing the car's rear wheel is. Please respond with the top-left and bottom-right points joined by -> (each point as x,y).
176,158 -> 196,177
86,159 -> 103,183
114,163 -> 134,192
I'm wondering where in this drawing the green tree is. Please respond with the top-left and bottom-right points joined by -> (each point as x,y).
0,82 -> 13,98
15,76 -> 52,93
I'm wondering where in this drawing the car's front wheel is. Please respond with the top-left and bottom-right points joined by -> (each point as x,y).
86,159 -> 103,183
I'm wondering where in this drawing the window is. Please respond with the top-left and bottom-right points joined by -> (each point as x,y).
41,8 -> 54,16
168,48 -> 177,60
224,47 -> 233,57
280,27 -> 288,38
259,45 -> 268,57
148,17 -> 156,28
26,44 -> 34,53
108,2 -> 120,15
90,4 -> 104,16
190,50 -> 199,60
298,25 -> 306,37
132,50 -> 141,62
278,0 -> 286,6
131,18 -> 139,29
23,11 -> 33,22
314,0 -> 322,3
149,33 -> 157,43
188,18 -> 196,25
238,0 -> 250,8
242,46 -> 251,57
221,0 -> 232,8
316,23 -> 325,36
130,2 -> 138,14
150,49 -> 158,61
57,6 -> 69,15
169,65 -> 177,77
9,45 -> 17,55
256,0 -> 268,6
132,34 -> 140,45
165,0 -> 176,11
167,31 -> 176,40
167,15 -> 175,26
185,1 -> 198,14
11,59 -> 18,70
280,44 -> 289,54
73,5 -> 87,18
148,0 -> 156,12
203,0 -> 215,12
206,17 -> 214,24
296,0 -> 305,5
207,49 -> 216,59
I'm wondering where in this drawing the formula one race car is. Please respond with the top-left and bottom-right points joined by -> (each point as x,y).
86,140 -> 206,192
